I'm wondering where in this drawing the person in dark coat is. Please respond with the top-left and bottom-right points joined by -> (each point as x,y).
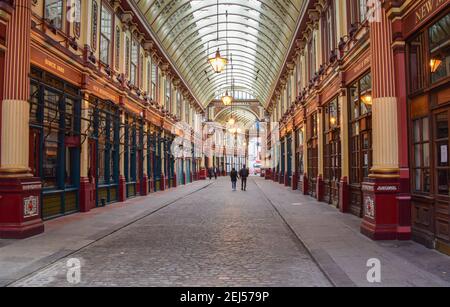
208,168 -> 213,180
239,165 -> 250,191
214,167 -> 218,180
230,168 -> 238,191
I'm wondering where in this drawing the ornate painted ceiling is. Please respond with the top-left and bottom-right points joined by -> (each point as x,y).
132,0 -> 304,107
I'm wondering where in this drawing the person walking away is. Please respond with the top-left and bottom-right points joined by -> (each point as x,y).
230,168 -> 238,191
214,167 -> 218,180
208,168 -> 213,180
239,165 -> 249,191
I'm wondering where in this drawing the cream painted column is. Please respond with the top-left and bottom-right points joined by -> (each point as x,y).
80,93 -> 90,178
0,0 -> 32,177
339,93 -> 349,178
370,7 -> 399,177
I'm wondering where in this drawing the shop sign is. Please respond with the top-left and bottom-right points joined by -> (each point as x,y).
344,50 -> 371,85
23,196 -> 39,218
31,46 -> 82,85
89,83 -> 119,103
404,0 -> 449,37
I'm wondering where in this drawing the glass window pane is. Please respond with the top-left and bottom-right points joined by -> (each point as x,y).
415,144 -> 421,167
415,169 -> 421,192
437,170 -> 450,195
43,131 -> 59,188
436,112 -> 448,139
423,117 -> 430,141
423,143 -> 430,167
414,119 -> 421,143
44,0 -> 63,29
430,13 -> 450,83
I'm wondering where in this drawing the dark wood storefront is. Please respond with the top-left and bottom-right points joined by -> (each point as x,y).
323,96 -> 341,207
307,112 -> 319,198
348,72 -> 373,217
406,7 -> 450,253
29,67 -> 81,220
88,97 -> 120,207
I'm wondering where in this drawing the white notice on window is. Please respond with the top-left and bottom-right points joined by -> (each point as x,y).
441,145 -> 448,164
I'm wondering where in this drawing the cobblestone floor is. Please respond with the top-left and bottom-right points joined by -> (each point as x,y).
11,178 -> 331,287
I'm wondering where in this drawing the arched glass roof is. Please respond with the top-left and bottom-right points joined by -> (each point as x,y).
133,0 -> 304,107
214,106 -> 260,129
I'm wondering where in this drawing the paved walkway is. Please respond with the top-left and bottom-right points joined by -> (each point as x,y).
1,177 -> 449,287
255,178 -> 450,287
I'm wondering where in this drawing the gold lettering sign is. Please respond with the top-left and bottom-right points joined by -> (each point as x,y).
415,0 -> 447,25
44,58 -> 65,74
92,85 -> 117,102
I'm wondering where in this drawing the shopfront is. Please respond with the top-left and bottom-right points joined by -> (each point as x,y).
406,8 -> 450,253
286,133 -> 293,186
146,125 -> 156,193
307,111 -> 319,198
323,97 -> 341,207
88,97 -> 120,207
29,67 -> 81,219
295,126 -> 305,192
124,113 -> 142,198
280,137 -> 286,184
348,72 -> 372,217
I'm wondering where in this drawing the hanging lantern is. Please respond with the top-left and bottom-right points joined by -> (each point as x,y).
222,91 -> 233,106
228,117 -> 235,125
361,91 -> 373,106
208,49 -> 228,73
430,58 -> 442,73
330,116 -> 337,126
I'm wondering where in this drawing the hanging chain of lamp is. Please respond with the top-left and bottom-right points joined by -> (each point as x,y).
228,60 -> 236,127
208,0 -> 228,74
222,10 -> 233,106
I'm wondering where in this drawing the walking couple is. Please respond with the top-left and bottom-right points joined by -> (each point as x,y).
230,165 -> 250,191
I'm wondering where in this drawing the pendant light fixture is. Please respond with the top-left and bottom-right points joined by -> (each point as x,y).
208,0 -> 228,73
222,11 -> 233,106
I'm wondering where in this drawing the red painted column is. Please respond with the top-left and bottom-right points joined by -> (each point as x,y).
0,0 -> 44,239
360,5 -> 409,240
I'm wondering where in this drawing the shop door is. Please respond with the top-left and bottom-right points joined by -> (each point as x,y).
434,110 -> 450,248
88,139 -> 98,206
307,139 -> 318,198
324,129 -> 341,206
286,135 -> 292,185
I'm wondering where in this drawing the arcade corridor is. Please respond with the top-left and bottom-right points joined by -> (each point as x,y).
1,177 -> 449,287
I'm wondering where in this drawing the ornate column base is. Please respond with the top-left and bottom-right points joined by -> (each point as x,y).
339,176 -> 350,213
265,169 -> 271,180
79,177 -> 95,212
118,175 -> 127,202
173,173 -> 177,188
360,177 -> 410,240
302,174 -> 309,195
199,168 -> 207,180
316,175 -> 324,202
0,177 -> 44,239
284,173 -> 289,187
292,172 -> 298,190
140,175 -> 149,196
